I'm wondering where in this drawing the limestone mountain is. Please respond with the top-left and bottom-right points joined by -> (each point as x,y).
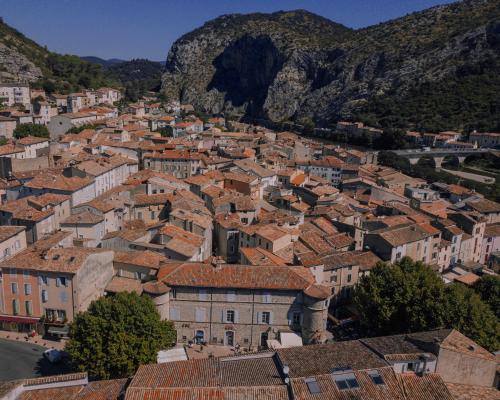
0,19 -> 114,94
161,0 -> 500,131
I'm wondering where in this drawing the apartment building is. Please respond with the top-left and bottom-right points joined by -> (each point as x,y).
72,158 -> 130,196
295,156 -> 344,186
0,83 -> 31,107
152,261 -> 331,348
0,194 -> 70,244
0,226 -> 27,263
468,131 -> 500,148
23,173 -> 96,207
448,212 -> 486,264
0,116 -> 17,139
364,223 -> 440,265
143,150 -> 203,179
0,238 -> 113,334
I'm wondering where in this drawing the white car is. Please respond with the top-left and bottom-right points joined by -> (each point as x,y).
43,348 -> 62,363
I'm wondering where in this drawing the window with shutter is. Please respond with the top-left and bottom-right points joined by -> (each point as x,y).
24,283 -> 31,295
262,292 -> 271,303
170,308 -> 180,321
195,308 -> 206,322
25,300 -> 33,316
199,289 -> 208,301
226,309 -> 235,323
12,299 -> 19,315
42,290 -> 48,303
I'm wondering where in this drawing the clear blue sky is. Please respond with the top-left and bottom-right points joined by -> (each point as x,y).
1,0 -> 456,61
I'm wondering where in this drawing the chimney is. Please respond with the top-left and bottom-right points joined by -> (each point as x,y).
419,354 -> 431,376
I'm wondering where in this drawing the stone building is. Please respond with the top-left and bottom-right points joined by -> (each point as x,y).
148,261 -> 331,349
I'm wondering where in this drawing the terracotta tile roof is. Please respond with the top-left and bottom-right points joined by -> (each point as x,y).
321,251 -> 382,272
277,340 -> 387,378
105,276 -> 143,295
61,211 -> 104,225
0,197 -> 54,221
158,262 -> 314,290
0,246 -> 112,274
256,225 -> 290,242
17,136 -> 49,145
398,373 -> 454,400
445,383 -> 500,400
440,329 -> 495,361
466,198 -> 500,214
224,171 -> 259,184
113,250 -> 165,269
142,280 -> 170,295
291,367 -> 405,400
125,386 -> 288,400
0,143 -> 24,155
129,353 -> 285,389
170,208 -> 212,229
19,378 -> 127,400
26,173 -> 93,192
103,228 -> 148,242
374,224 -> 432,247
485,223 -> 500,237
360,329 -> 452,359
232,159 -> 276,178
134,193 -> 171,206
454,272 -> 480,286
303,284 -> 332,300
0,226 -> 25,243
240,247 -> 288,266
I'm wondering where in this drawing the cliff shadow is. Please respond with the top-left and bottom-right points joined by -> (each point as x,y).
208,34 -> 286,117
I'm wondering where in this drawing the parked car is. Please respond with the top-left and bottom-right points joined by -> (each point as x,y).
43,348 -> 62,363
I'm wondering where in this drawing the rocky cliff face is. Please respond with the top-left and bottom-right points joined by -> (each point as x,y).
0,19 -> 45,83
162,0 -> 500,128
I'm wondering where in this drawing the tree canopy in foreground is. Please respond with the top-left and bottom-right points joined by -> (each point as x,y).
66,292 -> 176,379
354,257 -> 500,352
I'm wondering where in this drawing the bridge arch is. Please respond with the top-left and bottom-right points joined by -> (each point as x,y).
441,155 -> 460,169
416,155 -> 436,169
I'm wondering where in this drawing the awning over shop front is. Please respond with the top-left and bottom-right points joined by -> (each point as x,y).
48,325 -> 70,335
0,315 -> 39,324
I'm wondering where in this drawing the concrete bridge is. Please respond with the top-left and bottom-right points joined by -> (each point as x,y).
393,148 -> 491,169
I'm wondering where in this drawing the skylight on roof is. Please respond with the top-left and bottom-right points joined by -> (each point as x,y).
305,377 -> 321,394
368,370 -> 385,385
332,372 -> 359,391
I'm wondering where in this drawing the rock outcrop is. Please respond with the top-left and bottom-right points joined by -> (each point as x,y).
161,0 -> 500,128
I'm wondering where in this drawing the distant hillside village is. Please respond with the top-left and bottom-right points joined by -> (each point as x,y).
0,82 -> 499,399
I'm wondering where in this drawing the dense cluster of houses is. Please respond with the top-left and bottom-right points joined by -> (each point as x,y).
0,328 -> 498,399
0,83 -> 499,399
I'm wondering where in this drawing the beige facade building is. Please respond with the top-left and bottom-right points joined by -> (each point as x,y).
149,261 -> 331,349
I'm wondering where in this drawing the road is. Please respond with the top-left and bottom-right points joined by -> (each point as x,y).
0,338 -> 69,381
441,168 -> 495,184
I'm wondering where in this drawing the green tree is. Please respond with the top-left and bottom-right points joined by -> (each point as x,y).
0,137 -> 8,146
473,275 -> 500,318
13,123 -> 49,139
67,123 -> 100,134
354,258 -> 447,336
354,258 -> 500,352
66,292 -> 176,379
444,283 -> 500,352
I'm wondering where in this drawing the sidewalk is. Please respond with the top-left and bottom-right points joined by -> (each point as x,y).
0,330 -> 66,350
